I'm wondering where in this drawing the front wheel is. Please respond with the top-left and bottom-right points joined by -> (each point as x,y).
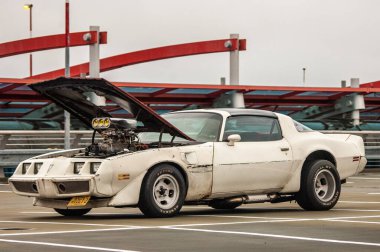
138,164 -> 186,218
54,208 -> 91,216
296,160 -> 341,211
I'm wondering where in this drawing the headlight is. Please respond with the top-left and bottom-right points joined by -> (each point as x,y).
34,163 -> 43,174
92,118 -> 99,128
98,118 -> 104,127
104,118 -> 110,128
74,162 -> 85,174
90,162 -> 101,174
22,163 -> 31,174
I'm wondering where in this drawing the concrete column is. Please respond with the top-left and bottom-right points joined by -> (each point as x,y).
220,77 -> 226,85
350,78 -> 364,126
229,34 -> 245,108
229,34 -> 239,85
350,78 -> 359,88
89,26 -> 100,78
231,92 -> 245,108
64,111 -> 70,149
88,26 -> 106,106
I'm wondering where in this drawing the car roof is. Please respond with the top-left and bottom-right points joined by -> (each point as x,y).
170,108 -> 278,118
211,108 -> 278,118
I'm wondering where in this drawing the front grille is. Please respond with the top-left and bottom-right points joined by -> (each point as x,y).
54,181 -> 90,194
12,181 -> 38,194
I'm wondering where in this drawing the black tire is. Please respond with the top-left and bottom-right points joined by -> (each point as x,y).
138,164 -> 186,218
54,208 -> 91,216
296,160 -> 341,211
209,200 -> 242,210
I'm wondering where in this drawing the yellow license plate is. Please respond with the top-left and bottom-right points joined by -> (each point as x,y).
67,196 -> 91,207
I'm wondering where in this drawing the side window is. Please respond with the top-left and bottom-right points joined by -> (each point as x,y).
223,116 -> 282,142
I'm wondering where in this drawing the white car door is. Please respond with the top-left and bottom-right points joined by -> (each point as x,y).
212,115 -> 293,197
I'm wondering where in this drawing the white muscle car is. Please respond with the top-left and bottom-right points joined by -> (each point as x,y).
9,78 -> 367,217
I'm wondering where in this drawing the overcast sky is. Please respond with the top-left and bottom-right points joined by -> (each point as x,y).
1,0 -> 379,87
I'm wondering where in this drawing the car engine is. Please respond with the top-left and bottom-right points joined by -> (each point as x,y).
85,117 -> 148,156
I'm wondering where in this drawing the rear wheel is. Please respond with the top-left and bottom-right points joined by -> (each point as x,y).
138,164 -> 186,218
296,160 -> 340,211
54,208 -> 91,216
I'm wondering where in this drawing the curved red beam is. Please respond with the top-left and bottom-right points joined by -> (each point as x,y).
0,31 -> 107,58
28,38 -> 246,79
360,81 -> 380,88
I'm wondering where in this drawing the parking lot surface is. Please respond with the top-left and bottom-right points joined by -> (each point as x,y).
0,171 -> 380,251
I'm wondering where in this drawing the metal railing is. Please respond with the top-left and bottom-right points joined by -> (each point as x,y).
0,130 -> 98,178
0,130 -> 97,150
0,130 -> 379,178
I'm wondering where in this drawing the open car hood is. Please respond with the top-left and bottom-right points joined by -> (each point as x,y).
30,77 -> 193,141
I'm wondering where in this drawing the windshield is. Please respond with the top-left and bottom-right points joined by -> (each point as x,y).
139,112 -> 223,143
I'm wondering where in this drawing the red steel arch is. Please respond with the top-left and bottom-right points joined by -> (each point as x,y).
0,31 -> 107,58
29,38 -> 246,79
0,32 -> 246,79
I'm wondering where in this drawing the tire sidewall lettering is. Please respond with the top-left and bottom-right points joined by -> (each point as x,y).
296,159 -> 341,211
311,162 -> 340,207
152,167 -> 183,215
139,164 -> 185,217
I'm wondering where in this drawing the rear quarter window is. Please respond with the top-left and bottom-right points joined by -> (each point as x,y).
293,120 -> 314,132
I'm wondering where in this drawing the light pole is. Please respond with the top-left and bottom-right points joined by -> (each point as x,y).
302,67 -> 306,86
65,0 -> 70,78
64,0 -> 71,149
23,4 -> 33,77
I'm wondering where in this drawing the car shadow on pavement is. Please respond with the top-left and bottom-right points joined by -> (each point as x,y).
180,207 -> 303,216
17,207 -> 304,221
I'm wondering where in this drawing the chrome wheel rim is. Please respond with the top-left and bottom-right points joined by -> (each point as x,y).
314,169 -> 336,202
153,174 -> 179,209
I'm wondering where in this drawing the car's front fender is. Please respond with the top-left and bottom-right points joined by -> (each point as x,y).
108,171 -> 147,206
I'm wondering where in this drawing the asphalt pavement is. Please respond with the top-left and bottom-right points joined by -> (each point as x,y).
0,171 -> 379,252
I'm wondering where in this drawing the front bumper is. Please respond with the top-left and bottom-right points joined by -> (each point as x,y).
34,197 -> 111,209
9,177 -> 95,198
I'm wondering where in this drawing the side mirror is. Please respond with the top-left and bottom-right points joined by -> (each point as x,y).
227,134 -> 241,146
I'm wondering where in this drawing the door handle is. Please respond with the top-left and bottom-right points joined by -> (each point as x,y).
280,147 -> 289,151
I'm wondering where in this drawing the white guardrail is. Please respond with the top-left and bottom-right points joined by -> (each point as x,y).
0,130 -> 99,178
0,130 -> 379,178
0,130 -> 97,150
